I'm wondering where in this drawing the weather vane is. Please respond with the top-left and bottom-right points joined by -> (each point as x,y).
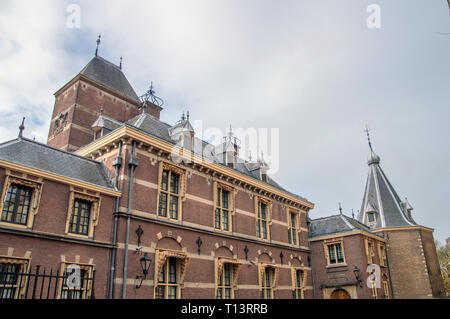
364,125 -> 373,151
95,34 -> 101,57
139,82 -> 164,108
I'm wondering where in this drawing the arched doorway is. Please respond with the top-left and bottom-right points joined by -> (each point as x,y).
330,289 -> 351,299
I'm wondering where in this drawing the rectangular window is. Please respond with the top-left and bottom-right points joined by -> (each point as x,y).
293,269 -> 304,299
371,283 -> 378,299
367,212 -> 376,223
216,263 -> 233,299
215,188 -> 230,231
59,263 -> 94,299
261,267 -> 274,299
379,244 -> 387,266
327,243 -> 345,265
383,281 -> 390,299
1,183 -> 33,226
69,199 -> 92,236
256,201 -> 269,239
158,170 -> 180,220
0,261 -> 28,299
156,257 -> 178,299
367,240 -> 375,264
288,211 -> 299,245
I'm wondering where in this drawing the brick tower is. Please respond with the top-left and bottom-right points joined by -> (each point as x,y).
47,54 -> 162,152
357,131 -> 445,298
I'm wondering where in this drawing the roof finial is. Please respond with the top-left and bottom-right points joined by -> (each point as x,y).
339,202 -> 343,215
248,150 -> 252,162
119,56 -> 123,70
365,125 -> 373,151
99,104 -> 104,115
18,117 -> 25,138
95,34 -> 101,57
186,110 -> 190,121
181,111 -> 186,121
352,209 -> 354,219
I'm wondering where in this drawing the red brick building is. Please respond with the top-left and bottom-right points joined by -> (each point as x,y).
0,54 -> 315,299
309,214 -> 392,299
0,52 -> 444,299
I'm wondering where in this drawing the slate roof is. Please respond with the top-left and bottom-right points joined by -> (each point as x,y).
79,56 -> 140,102
0,138 -> 115,190
122,113 -> 308,201
357,149 -> 417,229
309,214 -> 379,239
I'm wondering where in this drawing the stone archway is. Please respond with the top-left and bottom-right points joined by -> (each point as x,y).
330,289 -> 351,299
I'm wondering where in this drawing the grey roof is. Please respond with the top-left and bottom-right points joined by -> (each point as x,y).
357,149 -> 417,229
309,214 -> 378,238
79,56 -> 140,102
122,113 -> 308,201
0,138 -> 115,190
92,114 -> 123,131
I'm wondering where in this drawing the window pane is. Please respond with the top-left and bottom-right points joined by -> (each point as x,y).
336,244 -> 344,263
217,188 -> 221,207
170,172 -> 179,194
262,221 -> 267,239
290,213 -> 296,228
168,258 -> 177,284
260,203 -> 266,219
256,221 -> 261,238
224,263 -> 231,286
328,245 -> 336,264
169,195 -> 178,219
155,286 -> 165,299
158,193 -> 167,217
288,229 -> 292,244
225,288 -> 231,299
216,288 -> 222,299
161,170 -> 169,191
215,208 -> 221,229
222,190 -> 228,209
159,264 -> 166,283
222,210 -> 229,231
168,286 -> 177,299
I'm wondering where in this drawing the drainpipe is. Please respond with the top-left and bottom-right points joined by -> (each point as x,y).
108,140 -> 123,299
122,140 -> 138,299
306,212 -> 317,299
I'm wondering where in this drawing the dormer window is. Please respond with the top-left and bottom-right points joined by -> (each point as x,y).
367,212 -> 376,224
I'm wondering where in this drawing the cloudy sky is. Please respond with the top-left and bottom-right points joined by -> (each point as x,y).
0,0 -> 449,243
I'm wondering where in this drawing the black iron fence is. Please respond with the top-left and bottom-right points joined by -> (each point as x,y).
0,264 -> 96,299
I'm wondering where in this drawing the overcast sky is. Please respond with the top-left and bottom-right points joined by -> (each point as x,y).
0,0 -> 449,244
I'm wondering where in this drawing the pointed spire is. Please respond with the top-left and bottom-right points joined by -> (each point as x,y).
18,117 -> 25,138
95,34 -> 101,57
365,125 -> 380,165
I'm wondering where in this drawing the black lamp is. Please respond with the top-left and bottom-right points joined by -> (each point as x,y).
353,266 -> 363,287
136,253 -> 152,289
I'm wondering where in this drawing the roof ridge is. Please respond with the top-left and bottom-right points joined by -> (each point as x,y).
18,138 -> 104,165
